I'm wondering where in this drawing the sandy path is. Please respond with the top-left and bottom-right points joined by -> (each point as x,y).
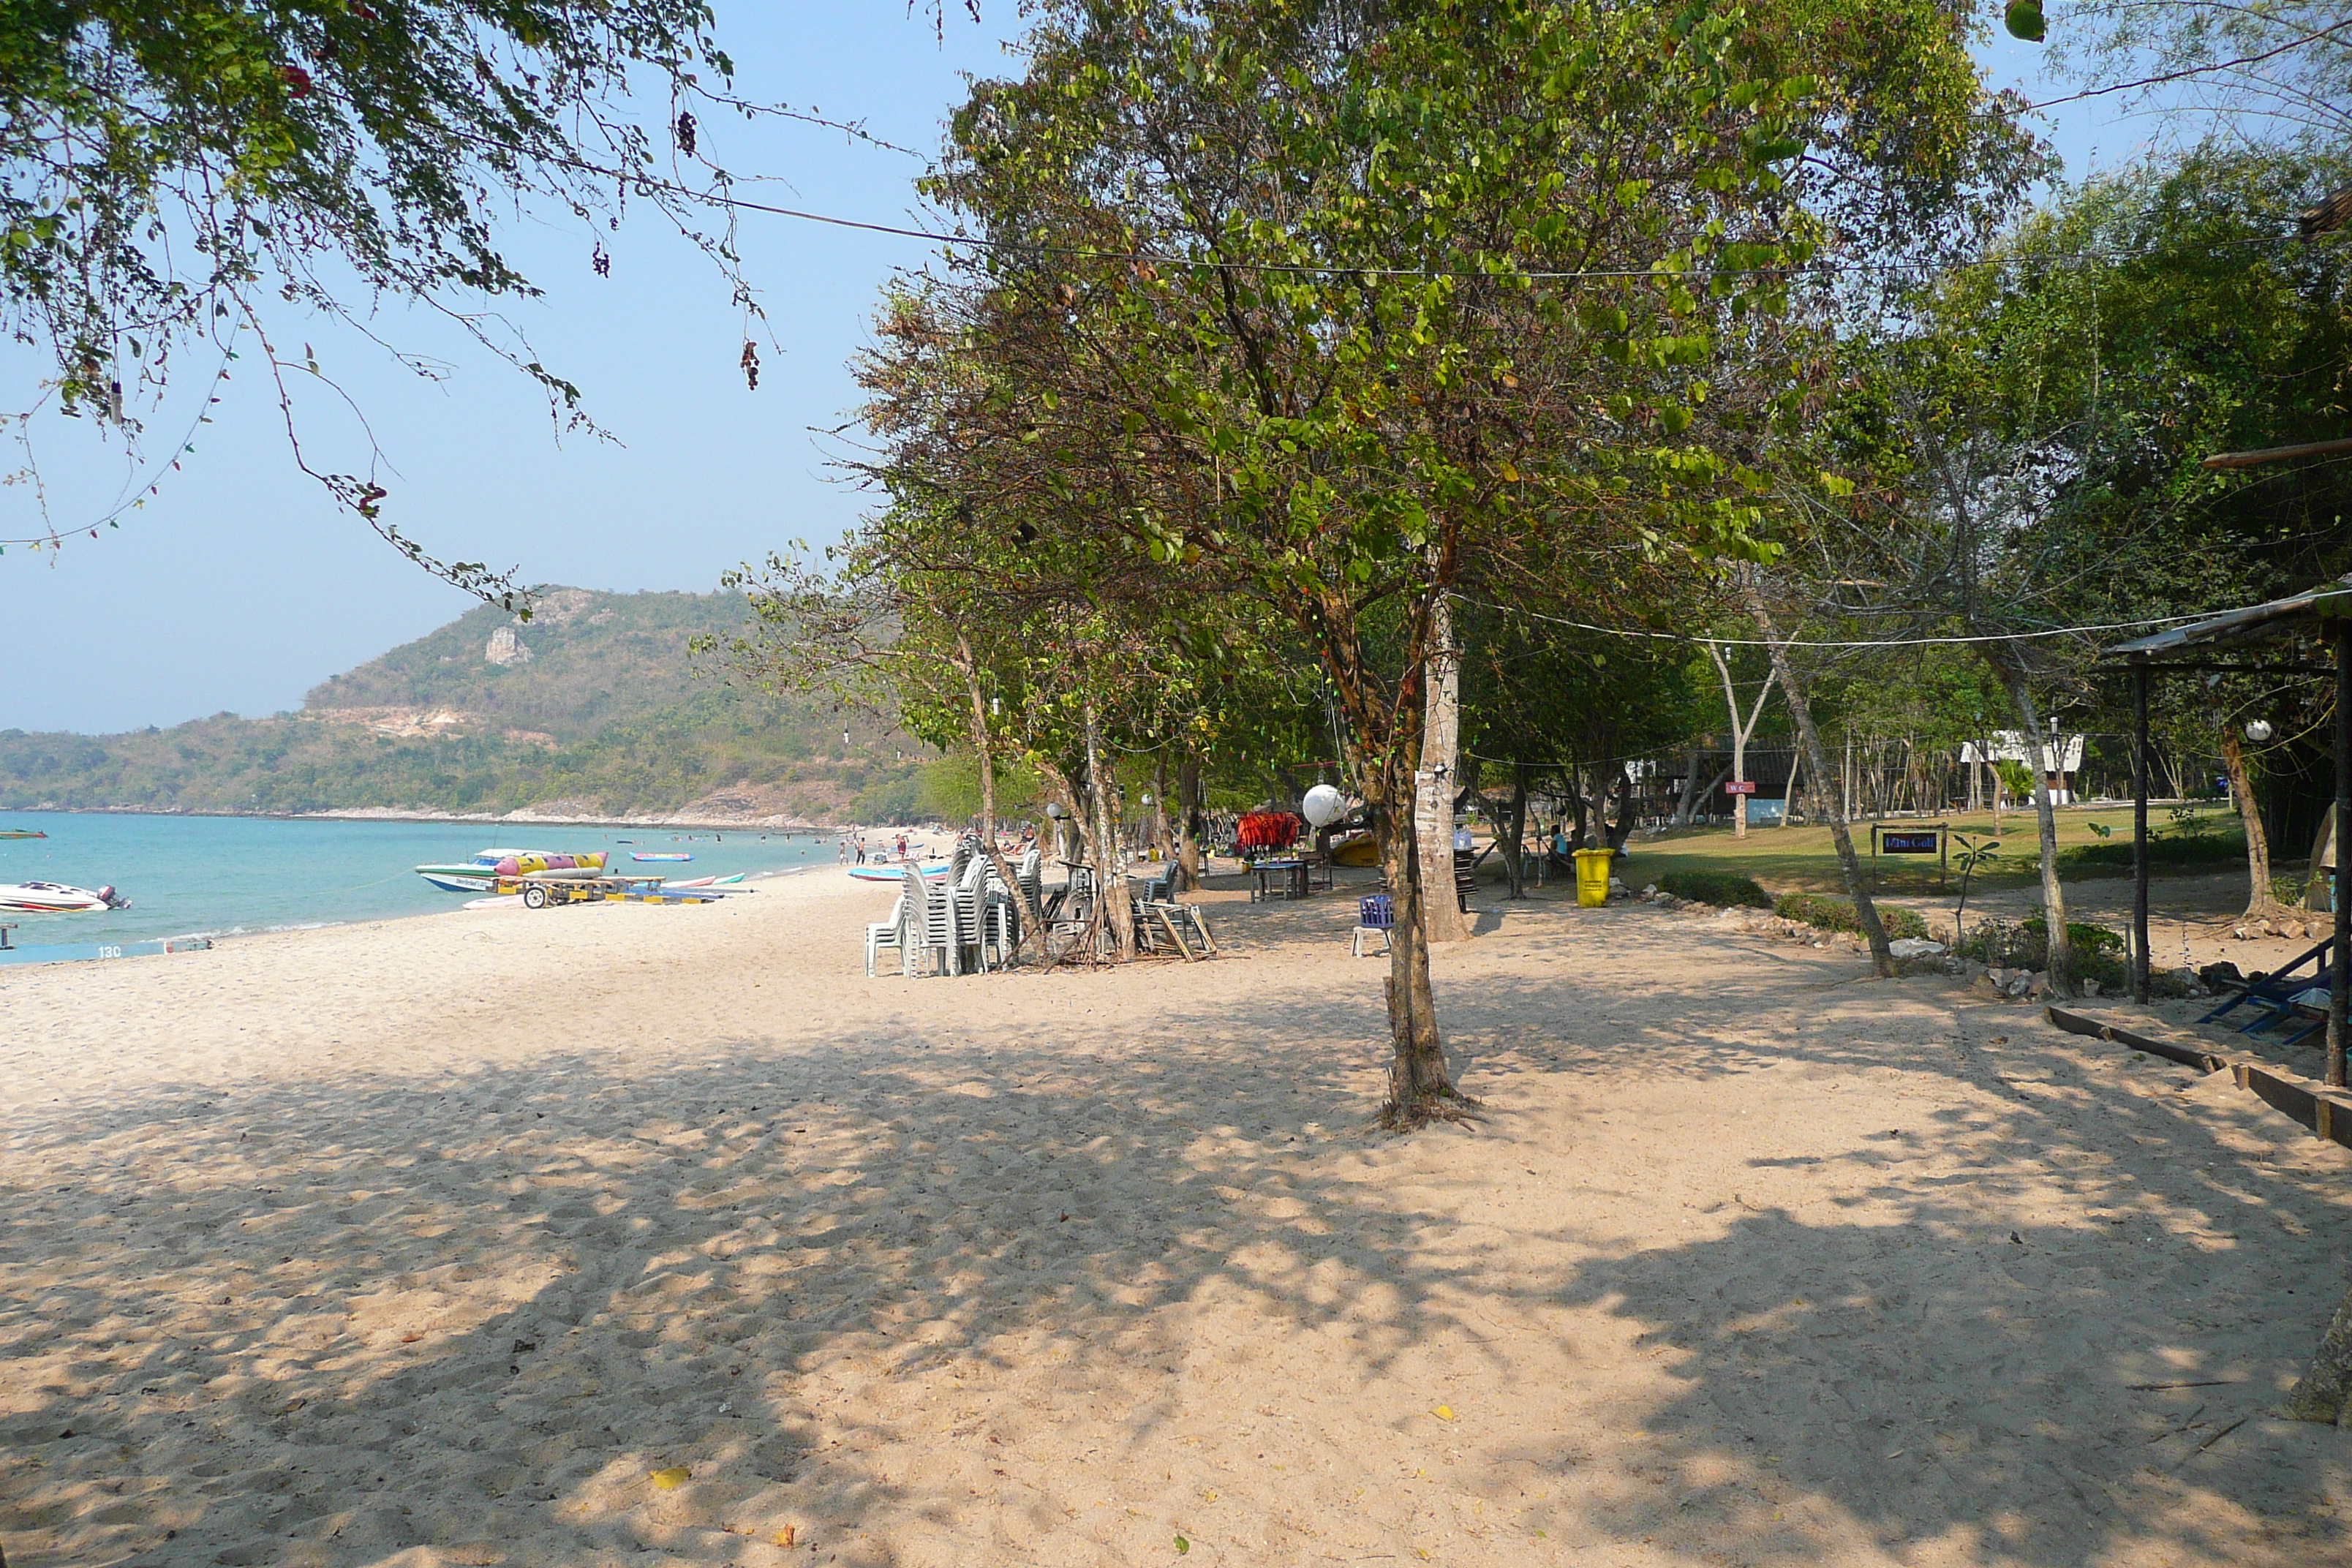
0,874 -> 2347,1567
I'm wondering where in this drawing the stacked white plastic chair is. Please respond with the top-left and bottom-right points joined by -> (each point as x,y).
1014,845 -> 1044,952
953,851 -> 1011,973
979,853 -> 1017,967
864,870 -> 916,976
917,863 -> 960,976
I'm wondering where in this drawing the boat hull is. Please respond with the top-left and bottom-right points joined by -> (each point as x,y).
848,863 -> 948,882
0,882 -> 116,914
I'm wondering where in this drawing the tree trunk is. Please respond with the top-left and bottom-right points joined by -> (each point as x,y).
1780,742 -> 1803,829
1741,573 -> 1894,977
1176,755 -> 1205,893
1415,598 -> 1471,941
1990,655 -> 2073,998
1671,743 -> 1705,827
1371,755 -> 1460,1126
1504,762 -> 1531,897
1708,641 -> 1776,840
2218,723 -> 2276,916
1675,761 -> 1733,828
954,637 -> 1045,960
2280,1285 -> 2352,1423
1314,589 -> 1465,1128
1151,752 -> 1173,865
1082,696 -> 1137,961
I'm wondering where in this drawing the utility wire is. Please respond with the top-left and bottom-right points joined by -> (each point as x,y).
1448,594 -> 2228,649
445,122 -> 2330,284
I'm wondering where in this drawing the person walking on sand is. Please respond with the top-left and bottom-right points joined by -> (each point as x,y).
856,837 -> 867,865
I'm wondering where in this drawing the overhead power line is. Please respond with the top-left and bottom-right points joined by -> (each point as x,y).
467,125 -> 2328,285
1448,594 -> 2229,650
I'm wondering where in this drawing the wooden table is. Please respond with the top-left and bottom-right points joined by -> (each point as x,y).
1251,859 -> 1310,902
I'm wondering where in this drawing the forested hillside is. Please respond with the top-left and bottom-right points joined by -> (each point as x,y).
0,590 -> 923,821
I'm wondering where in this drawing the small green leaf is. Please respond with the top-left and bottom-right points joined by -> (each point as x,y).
1175,1536 -> 1191,1554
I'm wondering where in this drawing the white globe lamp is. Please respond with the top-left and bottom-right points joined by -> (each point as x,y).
1302,783 -> 1344,828
2244,718 -> 2274,742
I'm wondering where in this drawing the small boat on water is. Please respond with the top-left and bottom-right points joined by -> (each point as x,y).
0,881 -> 128,914
0,829 -> 47,840
631,852 -> 692,862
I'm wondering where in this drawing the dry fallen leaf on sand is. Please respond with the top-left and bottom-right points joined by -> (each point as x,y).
651,1466 -> 690,1490
1433,1405 -> 1455,1422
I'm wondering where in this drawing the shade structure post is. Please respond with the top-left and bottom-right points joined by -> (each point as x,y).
2333,630 -> 2351,1088
2132,659 -> 2151,1004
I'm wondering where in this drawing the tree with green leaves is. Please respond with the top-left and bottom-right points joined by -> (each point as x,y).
911,0 -> 1872,1123
0,1 -> 889,595
893,0 -> 2027,1123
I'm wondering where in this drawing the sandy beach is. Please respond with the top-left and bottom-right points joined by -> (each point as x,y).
2,869 -> 2348,1566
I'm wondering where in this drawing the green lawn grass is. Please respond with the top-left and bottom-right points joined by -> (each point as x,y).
1608,802 -> 2253,899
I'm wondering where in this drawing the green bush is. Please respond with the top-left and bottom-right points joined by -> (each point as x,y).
1960,916 -> 2130,990
2059,830 -> 2244,875
2023,913 -> 2125,955
1773,893 -> 1930,941
1657,870 -> 1772,909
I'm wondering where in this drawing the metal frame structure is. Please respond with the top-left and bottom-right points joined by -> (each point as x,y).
2104,575 -> 2352,1088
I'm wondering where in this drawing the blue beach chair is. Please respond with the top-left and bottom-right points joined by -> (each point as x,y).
2203,935 -> 2334,1045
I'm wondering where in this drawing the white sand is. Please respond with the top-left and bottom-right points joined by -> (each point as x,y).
1,870 -> 2348,1567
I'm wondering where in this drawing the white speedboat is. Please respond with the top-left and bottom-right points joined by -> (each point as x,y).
0,881 -> 128,914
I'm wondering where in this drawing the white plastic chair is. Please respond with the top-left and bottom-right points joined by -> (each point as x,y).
919,870 -> 960,976
864,883 -> 912,977
954,853 -> 999,972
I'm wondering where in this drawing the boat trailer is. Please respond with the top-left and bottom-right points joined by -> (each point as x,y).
500,872 -> 731,910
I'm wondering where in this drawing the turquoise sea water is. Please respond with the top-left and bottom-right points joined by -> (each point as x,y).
0,812 -> 840,947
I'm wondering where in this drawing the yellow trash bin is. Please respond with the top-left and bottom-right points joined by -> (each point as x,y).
1572,848 -> 1615,908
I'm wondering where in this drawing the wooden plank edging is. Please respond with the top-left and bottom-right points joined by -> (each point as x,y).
2046,1004 -> 2352,1153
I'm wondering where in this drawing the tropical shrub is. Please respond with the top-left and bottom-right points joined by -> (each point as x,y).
1774,893 -> 1929,941
1657,870 -> 1772,909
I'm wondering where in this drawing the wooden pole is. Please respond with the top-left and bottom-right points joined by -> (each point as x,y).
2201,435 -> 2352,471
2332,630 -> 2350,1088
2133,660 -> 2152,1004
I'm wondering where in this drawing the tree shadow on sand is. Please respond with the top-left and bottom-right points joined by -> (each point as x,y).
0,894 -> 2346,1566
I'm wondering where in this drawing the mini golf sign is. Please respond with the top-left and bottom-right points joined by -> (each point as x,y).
1869,822 -> 1950,890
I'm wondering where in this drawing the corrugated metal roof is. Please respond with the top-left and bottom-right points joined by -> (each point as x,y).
2103,576 -> 2352,660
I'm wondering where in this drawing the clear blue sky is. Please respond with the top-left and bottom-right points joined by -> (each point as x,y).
0,17 -> 2151,735
1,4 -> 1028,734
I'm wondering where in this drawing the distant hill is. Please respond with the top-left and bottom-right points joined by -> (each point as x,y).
0,589 -> 926,823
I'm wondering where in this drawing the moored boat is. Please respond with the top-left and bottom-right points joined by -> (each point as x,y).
0,881 -> 129,914
413,849 -> 604,893
848,862 -> 948,882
